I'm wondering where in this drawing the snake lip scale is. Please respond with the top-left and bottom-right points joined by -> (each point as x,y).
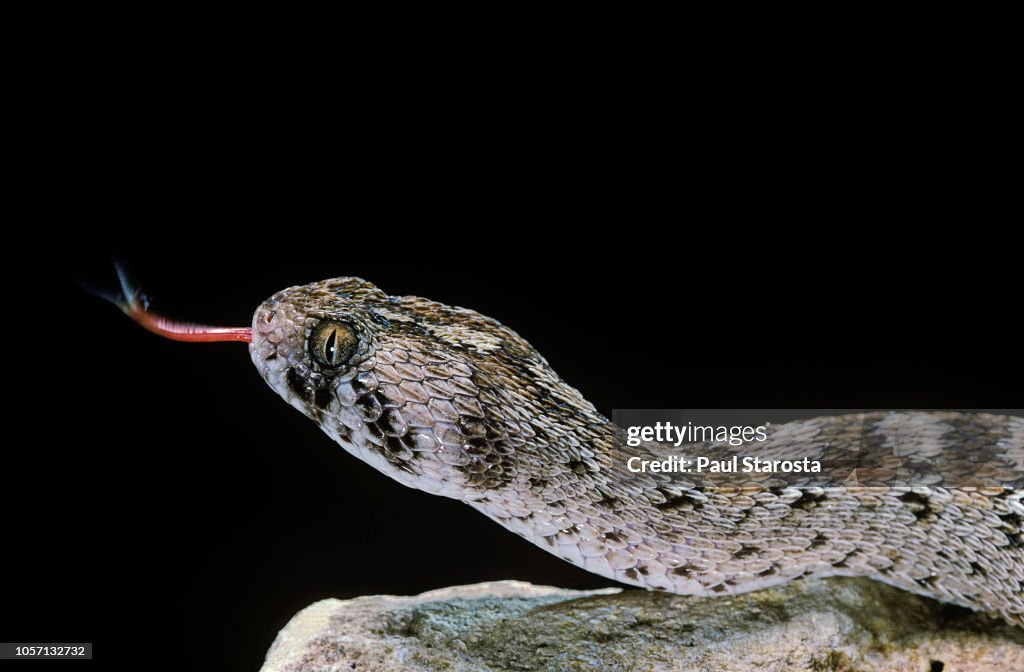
117,274 -> 1024,629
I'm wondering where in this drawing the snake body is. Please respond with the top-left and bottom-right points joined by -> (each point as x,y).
248,277 -> 1024,627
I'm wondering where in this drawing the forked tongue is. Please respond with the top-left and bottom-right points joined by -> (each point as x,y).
92,262 -> 252,343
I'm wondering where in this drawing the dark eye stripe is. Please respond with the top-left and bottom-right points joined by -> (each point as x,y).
325,328 -> 338,363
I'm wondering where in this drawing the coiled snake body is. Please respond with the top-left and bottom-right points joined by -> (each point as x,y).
139,276 -> 1024,627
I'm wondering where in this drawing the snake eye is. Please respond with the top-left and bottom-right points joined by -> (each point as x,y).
309,320 -> 358,368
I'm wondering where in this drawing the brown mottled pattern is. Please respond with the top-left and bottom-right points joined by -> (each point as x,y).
249,277 -> 1024,628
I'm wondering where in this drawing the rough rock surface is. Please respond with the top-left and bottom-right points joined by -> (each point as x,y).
261,579 -> 1024,672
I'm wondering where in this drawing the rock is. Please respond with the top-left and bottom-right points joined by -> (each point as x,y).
260,578 -> 1024,672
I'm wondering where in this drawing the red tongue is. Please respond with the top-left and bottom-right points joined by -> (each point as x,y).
103,262 -> 253,344
121,302 -> 253,343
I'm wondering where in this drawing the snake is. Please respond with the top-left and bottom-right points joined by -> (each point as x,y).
105,271 -> 1024,628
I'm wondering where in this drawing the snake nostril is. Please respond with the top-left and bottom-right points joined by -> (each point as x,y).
263,310 -> 277,324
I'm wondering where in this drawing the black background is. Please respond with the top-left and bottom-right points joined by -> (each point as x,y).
9,4 -> 1017,671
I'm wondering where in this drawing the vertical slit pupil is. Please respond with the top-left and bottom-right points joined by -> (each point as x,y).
325,329 -> 337,363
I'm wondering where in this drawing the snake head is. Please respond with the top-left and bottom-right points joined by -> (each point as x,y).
249,277 -> 577,499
